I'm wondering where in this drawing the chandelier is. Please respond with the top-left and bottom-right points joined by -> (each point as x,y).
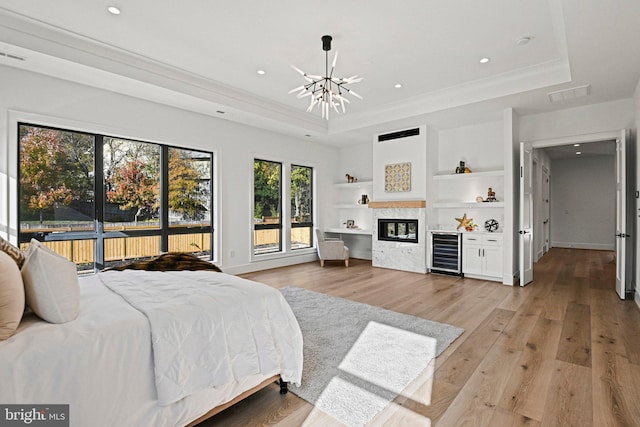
289,35 -> 362,120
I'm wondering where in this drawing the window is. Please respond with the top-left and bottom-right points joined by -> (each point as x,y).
253,159 -> 314,256
291,165 -> 313,249
253,159 -> 282,255
18,123 -> 214,271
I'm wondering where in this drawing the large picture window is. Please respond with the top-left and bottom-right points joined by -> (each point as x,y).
291,165 -> 313,250
18,123 -> 214,271
253,159 -> 282,255
253,159 -> 314,256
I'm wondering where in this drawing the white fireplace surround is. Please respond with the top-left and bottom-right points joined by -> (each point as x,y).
370,203 -> 427,274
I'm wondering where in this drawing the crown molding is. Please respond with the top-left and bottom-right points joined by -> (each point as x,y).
0,8 -> 328,137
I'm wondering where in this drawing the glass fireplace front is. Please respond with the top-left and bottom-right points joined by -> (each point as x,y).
377,219 -> 418,243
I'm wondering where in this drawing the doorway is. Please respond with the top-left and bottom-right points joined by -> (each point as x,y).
519,130 -> 631,299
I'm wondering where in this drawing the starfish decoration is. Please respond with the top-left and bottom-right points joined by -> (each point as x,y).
455,213 -> 473,230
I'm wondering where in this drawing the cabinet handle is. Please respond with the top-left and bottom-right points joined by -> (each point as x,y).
487,239 -> 497,242
483,249 -> 485,257
478,249 -> 481,257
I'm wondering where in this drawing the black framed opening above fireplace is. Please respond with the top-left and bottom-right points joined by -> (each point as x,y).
377,219 -> 418,243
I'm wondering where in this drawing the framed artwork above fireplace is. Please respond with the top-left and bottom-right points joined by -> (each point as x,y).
384,162 -> 411,192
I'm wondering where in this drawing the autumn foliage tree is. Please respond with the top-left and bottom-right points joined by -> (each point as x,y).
106,159 -> 159,222
19,127 -> 93,224
105,146 -> 207,222
168,149 -> 208,221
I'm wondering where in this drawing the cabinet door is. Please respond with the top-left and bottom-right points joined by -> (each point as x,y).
482,245 -> 503,278
462,245 -> 482,275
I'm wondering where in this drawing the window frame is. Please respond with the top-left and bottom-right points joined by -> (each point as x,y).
17,122 -> 215,272
290,164 -> 314,251
252,157 -> 315,259
253,158 -> 283,255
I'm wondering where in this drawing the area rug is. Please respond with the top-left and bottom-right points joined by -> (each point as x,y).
280,286 -> 464,427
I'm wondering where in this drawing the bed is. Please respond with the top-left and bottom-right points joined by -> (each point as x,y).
0,266 -> 304,427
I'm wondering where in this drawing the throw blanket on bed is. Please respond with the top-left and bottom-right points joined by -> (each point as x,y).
103,252 -> 223,272
99,270 -> 303,406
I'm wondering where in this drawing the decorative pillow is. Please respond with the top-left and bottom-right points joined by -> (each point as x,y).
21,239 -> 79,324
0,236 -> 25,268
0,250 -> 25,340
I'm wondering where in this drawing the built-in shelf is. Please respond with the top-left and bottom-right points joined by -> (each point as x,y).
325,228 -> 372,235
333,204 -> 369,209
333,180 -> 373,189
368,200 -> 426,209
432,202 -> 505,209
433,170 -> 504,180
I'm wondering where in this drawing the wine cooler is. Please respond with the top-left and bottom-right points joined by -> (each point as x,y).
430,232 -> 462,276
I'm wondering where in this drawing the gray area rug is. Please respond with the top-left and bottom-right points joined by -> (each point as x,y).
280,286 -> 464,427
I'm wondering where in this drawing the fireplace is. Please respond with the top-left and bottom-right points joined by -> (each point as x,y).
377,219 -> 418,243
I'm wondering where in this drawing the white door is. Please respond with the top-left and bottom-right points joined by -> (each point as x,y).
615,131 -> 627,299
519,142 -> 534,286
542,168 -> 550,254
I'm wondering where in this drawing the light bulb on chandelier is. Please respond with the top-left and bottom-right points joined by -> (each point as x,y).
289,35 -> 363,120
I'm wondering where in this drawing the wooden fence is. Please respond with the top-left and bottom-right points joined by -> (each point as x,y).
21,232 -> 211,264
254,228 -> 311,248
21,228 -> 309,264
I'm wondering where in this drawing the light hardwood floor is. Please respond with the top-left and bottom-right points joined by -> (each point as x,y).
197,248 -> 640,426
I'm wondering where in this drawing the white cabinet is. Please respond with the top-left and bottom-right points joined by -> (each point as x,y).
462,233 -> 503,281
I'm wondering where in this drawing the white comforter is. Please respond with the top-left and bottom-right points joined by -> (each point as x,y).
0,271 -> 303,427
99,270 -> 303,405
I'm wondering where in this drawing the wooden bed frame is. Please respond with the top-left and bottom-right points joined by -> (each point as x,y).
185,375 -> 288,426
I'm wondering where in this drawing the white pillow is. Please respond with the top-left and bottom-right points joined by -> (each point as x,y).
0,251 -> 25,340
21,239 -> 79,324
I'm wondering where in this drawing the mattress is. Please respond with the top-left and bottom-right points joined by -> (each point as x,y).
0,271 -> 303,427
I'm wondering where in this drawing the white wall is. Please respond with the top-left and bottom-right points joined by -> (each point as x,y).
0,65 -> 340,274
436,120 -> 505,231
550,155 -> 615,250
372,126 -> 427,201
520,99 -> 635,142
338,142 -> 373,183
634,79 -> 640,308
438,121 -> 504,173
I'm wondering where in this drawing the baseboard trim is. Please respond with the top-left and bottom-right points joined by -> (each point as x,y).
551,242 -> 615,251
635,291 -> 640,310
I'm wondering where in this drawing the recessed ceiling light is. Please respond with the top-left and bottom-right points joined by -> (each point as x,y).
107,6 -> 121,15
516,36 -> 532,46
257,69 -> 266,75
574,143 -> 580,147
216,110 -> 225,114
576,151 -> 582,155
394,83 -> 402,89
479,57 -> 490,64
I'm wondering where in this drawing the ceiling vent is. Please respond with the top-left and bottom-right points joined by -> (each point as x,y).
378,127 -> 420,142
547,84 -> 590,103
0,51 -> 26,61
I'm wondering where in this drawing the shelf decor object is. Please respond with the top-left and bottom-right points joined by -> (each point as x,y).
289,35 -> 363,120
485,219 -> 499,232
384,162 -> 411,192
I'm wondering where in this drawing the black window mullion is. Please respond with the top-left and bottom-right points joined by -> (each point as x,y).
18,123 -> 214,269
208,154 -> 214,260
160,146 -> 169,253
95,134 -> 105,271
